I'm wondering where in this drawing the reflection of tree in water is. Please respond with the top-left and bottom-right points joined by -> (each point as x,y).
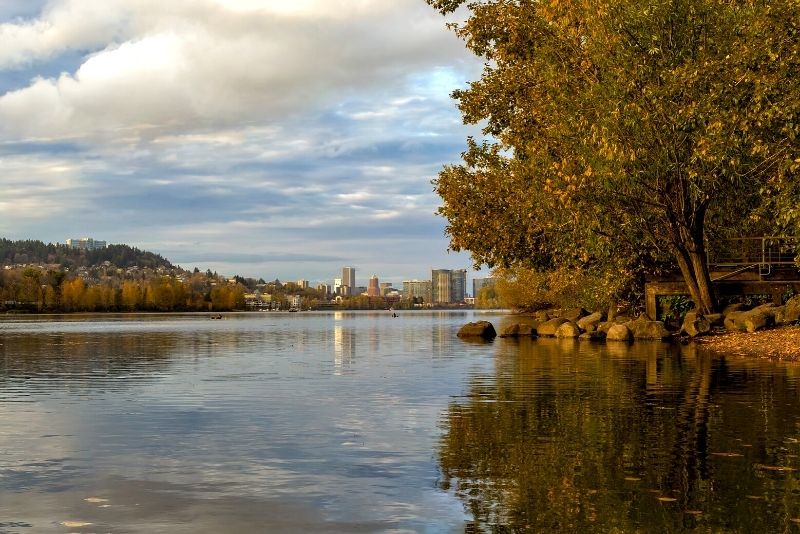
0,332 -> 180,391
438,339 -> 800,532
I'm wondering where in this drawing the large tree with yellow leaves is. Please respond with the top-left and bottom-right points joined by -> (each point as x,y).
429,0 -> 800,314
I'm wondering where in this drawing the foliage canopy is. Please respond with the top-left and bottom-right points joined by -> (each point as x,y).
429,0 -> 800,313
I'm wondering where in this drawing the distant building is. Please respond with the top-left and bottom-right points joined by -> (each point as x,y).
66,237 -> 107,251
342,266 -> 356,295
403,279 -> 432,303
367,275 -> 381,297
289,295 -> 302,309
432,269 -> 467,304
334,278 -> 342,295
473,277 -> 496,299
297,279 -> 309,289
317,283 -> 331,297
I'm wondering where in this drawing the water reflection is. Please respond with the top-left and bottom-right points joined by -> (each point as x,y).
439,339 -> 800,531
334,325 -> 356,375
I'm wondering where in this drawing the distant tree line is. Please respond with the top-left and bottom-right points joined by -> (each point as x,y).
0,239 -> 173,270
0,268 -> 245,313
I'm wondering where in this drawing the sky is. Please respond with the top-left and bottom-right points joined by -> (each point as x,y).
0,0 -> 488,286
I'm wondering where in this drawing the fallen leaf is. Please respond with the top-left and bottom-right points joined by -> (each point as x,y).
84,497 -> 109,503
61,521 -> 93,528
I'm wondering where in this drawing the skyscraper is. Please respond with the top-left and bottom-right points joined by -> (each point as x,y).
342,267 -> 356,295
367,275 -> 380,297
432,269 -> 467,304
451,269 -> 467,302
432,269 -> 452,304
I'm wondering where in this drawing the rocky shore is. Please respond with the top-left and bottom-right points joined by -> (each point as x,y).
457,294 -> 800,358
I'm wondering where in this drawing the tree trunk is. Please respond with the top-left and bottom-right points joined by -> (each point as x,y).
670,235 -> 718,315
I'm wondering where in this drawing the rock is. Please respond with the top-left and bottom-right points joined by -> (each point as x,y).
723,303 -> 747,317
682,311 -> 711,337
785,295 -> 800,323
577,312 -> 605,332
724,311 -> 747,332
499,323 -> 536,337
627,317 -> 672,340
597,321 -> 615,334
559,308 -> 588,322
579,331 -> 606,341
774,306 -> 788,325
744,311 -> 774,333
519,324 -> 537,337
499,324 -> 521,338
606,324 -> 633,341
536,318 -> 570,337
753,302 -> 778,312
555,321 -> 581,338
457,321 -> 497,339
613,315 -> 632,324
533,310 -> 551,322
704,313 -> 724,327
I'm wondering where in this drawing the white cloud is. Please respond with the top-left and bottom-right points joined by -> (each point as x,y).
0,0 -> 472,142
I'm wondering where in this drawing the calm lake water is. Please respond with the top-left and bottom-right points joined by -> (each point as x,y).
1,311 -> 800,532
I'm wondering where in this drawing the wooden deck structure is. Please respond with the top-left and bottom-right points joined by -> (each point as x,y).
645,237 -> 800,320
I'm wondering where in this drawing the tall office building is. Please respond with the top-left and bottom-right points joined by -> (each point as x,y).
431,269 -> 452,304
403,280 -> 432,303
342,267 -> 356,294
432,269 -> 467,304
367,275 -> 380,297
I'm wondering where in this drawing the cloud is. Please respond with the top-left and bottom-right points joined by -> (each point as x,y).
0,0 -> 486,282
0,0 -> 471,142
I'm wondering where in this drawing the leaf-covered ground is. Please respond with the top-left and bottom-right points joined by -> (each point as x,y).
697,326 -> 800,360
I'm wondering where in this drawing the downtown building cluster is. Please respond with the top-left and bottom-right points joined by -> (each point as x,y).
317,266 -> 477,306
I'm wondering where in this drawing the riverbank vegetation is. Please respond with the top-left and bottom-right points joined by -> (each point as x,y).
428,0 -> 800,315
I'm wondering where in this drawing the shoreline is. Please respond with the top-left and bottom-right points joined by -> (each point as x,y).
696,325 -> 800,361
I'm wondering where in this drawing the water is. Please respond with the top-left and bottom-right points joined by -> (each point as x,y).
0,312 -> 799,532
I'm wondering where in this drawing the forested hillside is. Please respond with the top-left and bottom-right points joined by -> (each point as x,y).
0,239 -> 174,269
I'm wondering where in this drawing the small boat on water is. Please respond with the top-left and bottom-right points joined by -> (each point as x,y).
210,314 -> 223,320
288,308 -> 300,313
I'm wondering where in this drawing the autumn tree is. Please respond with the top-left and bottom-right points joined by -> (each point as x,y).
428,0 -> 800,313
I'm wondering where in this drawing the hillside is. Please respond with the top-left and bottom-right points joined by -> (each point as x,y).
0,238 -> 175,270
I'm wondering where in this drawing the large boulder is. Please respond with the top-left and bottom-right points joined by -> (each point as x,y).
579,331 -> 606,341
785,295 -> 800,323
627,316 -> 672,340
556,321 -> 581,338
724,308 -> 776,333
536,317 -> 570,337
682,311 -> 711,337
723,303 -> 748,317
499,323 -> 521,338
625,315 -> 670,339
457,321 -> 497,339
577,312 -> 605,333
724,310 -> 748,332
704,313 -> 724,327
533,310 -> 551,322
499,323 -> 536,338
559,308 -> 589,322
744,311 -> 774,333
606,324 -> 633,341
597,321 -> 615,334
773,306 -> 788,325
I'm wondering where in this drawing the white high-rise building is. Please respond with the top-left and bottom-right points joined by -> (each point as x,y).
66,237 -> 107,251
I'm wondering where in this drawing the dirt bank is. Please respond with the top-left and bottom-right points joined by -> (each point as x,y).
696,325 -> 800,360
